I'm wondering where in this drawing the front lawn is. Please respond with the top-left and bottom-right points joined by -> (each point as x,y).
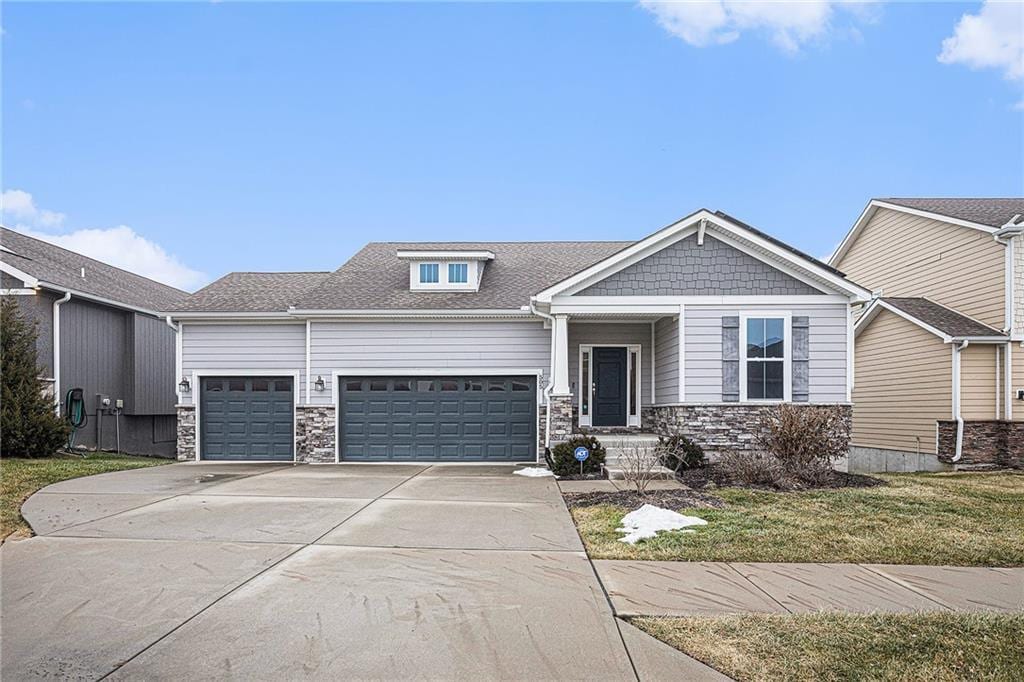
632,613 -> 1024,682
1,453 -> 169,541
571,472 -> 1024,566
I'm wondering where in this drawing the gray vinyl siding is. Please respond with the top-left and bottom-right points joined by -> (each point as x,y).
128,313 -> 177,415
309,320 -> 550,406
654,316 -> 679,404
568,322 -> 653,407
180,323 -> 307,406
6,289 -> 58,377
59,298 -> 131,409
684,304 -> 849,403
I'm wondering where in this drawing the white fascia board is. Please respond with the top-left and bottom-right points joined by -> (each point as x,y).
167,311 -> 294,321
36,282 -> 163,317
830,199 -> 1000,266
535,210 -> 869,302
553,294 -> 850,308
0,261 -> 40,288
395,250 -> 495,261
287,308 -> 533,319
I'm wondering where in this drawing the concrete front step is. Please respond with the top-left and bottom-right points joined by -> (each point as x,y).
603,465 -> 676,481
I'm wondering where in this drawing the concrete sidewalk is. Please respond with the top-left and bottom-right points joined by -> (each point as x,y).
594,560 -> 1024,617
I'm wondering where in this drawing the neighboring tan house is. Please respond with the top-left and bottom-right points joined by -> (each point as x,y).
165,209 -> 870,463
0,227 -> 189,456
830,198 -> 1024,471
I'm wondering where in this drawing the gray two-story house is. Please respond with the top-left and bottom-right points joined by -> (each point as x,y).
1,227 -> 189,456
166,209 -> 870,464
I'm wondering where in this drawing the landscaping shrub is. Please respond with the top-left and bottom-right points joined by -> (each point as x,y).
757,404 -> 849,485
550,434 -> 606,476
657,435 -> 706,473
1,299 -> 69,458
716,450 -> 789,488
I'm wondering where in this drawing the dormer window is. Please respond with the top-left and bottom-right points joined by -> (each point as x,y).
448,263 -> 468,284
419,263 -> 440,284
398,249 -> 495,292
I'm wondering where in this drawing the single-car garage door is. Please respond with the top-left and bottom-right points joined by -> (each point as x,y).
340,376 -> 537,462
200,376 -> 294,461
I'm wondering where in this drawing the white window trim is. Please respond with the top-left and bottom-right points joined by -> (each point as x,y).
738,312 -> 792,403
418,262 -> 440,284
577,344 -> 642,428
447,262 -> 469,284
190,370 -> 301,463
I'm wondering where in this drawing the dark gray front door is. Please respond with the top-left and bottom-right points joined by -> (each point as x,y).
200,376 -> 293,461
340,376 -> 536,461
592,348 -> 627,426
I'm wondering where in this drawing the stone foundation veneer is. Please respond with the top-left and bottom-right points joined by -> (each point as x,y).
547,395 -> 574,445
176,405 -> 196,461
642,403 -> 853,459
296,405 -> 337,464
937,420 -> 1023,469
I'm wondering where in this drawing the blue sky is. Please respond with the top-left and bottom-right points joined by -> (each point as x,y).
3,1 -> 1022,291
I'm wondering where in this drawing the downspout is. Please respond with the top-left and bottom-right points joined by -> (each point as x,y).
952,340 -> 968,463
52,291 -> 72,414
528,300 -> 556,449
165,316 -> 181,404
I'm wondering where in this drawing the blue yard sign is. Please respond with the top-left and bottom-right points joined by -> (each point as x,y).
574,446 -> 589,462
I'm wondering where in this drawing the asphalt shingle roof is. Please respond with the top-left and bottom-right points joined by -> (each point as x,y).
170,272 -> 332,313
292,241 -> 634,311
881,297 -> 1005,338
1,227 -> 189,312
882,198 -> 1024,229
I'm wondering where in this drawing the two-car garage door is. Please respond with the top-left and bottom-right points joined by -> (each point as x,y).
340,375 -> 537,462
199,374 -> 537,462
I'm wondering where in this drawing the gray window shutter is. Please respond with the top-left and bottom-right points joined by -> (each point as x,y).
722,316 -> 739,402
792,316 -> 809,402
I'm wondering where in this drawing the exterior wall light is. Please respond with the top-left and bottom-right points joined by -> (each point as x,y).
178,377 -> 191,394
314,375 -> 326,392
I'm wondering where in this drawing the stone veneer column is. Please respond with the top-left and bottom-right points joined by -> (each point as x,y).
295,405 -> 337,463
547,395 -> 574,445
176,405 -> 196,461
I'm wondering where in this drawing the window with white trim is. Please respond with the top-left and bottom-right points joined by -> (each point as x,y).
745,317 -> 785,400
418,263 -> 439,284
448,262 -> 468,284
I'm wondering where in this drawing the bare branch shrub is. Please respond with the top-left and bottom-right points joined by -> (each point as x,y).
618,443 -> 663,496
656,435 -> 706,474
758,404 -> 848,485
716,450 -> 790,488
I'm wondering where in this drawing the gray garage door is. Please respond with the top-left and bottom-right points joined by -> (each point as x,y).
200,376 -> 294,461
340,376 -> 537,461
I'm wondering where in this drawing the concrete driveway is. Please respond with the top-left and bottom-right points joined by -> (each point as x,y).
1,463 -> 644,680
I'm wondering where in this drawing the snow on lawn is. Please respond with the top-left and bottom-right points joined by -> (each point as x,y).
616,504 -> 707,544
514,467 -> 555,478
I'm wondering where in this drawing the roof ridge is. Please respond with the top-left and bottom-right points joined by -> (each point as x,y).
1,225 -> 188,295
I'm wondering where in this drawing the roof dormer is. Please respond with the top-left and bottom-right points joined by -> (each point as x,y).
397,250 -> 494,292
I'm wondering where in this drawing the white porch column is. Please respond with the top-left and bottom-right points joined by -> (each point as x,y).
552,314 -> 571,395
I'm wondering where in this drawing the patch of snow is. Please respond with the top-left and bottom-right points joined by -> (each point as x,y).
514,467 -> 555,478
616,504 -> 707,544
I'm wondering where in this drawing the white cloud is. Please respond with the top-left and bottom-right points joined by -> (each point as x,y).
639,1 -> 873,54
1,189 -> 207,291
939,1 -> 1024,80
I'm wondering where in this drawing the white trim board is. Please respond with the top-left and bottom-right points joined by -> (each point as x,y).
830,199 -> 1001,266
533,209 -> 871,303
577,344 -> 642,428
738,311 -> 793,404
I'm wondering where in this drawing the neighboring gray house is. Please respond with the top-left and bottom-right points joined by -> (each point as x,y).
1,227 -> 189,456
167,209 -> 871,463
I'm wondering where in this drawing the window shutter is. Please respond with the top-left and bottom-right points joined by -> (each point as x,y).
722,316 -> 739,402
792,316 -> 809,402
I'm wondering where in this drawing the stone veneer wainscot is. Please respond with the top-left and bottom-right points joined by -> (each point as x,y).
937,420 -> 1023,469
296,405 -> 337,464
176,405 -> 196,461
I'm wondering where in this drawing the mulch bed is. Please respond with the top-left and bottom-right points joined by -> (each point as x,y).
676,464 -> 886,492
563,488 -> 726,510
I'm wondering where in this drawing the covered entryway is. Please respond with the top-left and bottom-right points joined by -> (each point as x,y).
339,375 -> 537,461
199,376 -> 294,461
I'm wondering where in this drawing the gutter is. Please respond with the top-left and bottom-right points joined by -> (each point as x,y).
52,291 -> 72,414
165,316 -> 182,403
951,340 -> 969,463
527,300 -> 556,450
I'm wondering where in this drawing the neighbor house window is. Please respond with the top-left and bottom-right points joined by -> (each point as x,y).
448,262 -> 468,284
419,263 -> 439,284
745,317 -> 785,400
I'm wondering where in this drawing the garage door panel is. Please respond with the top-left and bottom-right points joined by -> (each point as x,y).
200,376 -> 293,461
340,375 -> 535,462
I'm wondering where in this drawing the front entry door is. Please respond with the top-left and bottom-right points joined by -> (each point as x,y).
592,347 -> 627,426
